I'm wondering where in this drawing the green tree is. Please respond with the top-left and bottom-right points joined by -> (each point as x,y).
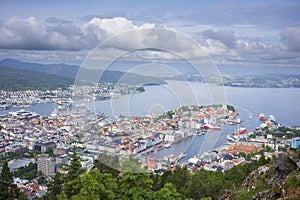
153,183 -> 182,200
61,146 -> 85,199
37,176 -> 47,185
226,104 -> 235,112
238,152 -> 247,158
150,170 -> 171,191
93,154 -> 120,178
43,172 -> 64,200
167,166 -> 190,196
118,173 -> 153,199
184,170 -> 226,199
200,197 -> 212,200
13,162 -> 37,180
258,155 -> 268,165
184,170 -> 206,199
64,147 -> 84,181
120,155 -> 146,173
0,161 -> 22,200
201,171 -> 225,199
71,169 -> 117,200
224,165 -> 246,188
46,147 -> 54,157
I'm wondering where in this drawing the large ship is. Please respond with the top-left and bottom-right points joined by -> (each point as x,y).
233,127 -> 247,135
203,123 -> 221,131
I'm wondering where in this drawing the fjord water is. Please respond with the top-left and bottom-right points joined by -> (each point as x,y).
3,81 -> 300,128
95,81 -> 300,128
2,80 -> 300,161
93,80 -> 300,161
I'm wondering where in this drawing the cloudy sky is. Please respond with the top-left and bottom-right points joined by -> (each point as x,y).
0,0 -> 299,68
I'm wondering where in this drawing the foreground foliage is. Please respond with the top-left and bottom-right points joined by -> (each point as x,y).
2,145 -> 289,200
0,161 -> 26,200
7,146 -> 299,199
40,149 -> 272,200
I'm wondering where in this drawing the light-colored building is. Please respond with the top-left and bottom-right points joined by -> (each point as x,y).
37,157 -> 55,177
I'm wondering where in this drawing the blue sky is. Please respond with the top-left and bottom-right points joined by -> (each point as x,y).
0,0 -> 299,67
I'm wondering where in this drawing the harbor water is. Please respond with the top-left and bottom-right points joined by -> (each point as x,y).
2,81 -> 300,161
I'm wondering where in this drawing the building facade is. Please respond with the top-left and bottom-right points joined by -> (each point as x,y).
37,157 -> 55,177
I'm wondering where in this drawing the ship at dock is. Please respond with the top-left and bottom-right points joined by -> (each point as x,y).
226,135 -> 235,142
203,123 -> 221,131
233,127 -> 247,135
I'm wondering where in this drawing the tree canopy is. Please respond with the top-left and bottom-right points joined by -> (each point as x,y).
0,161 -> 24,200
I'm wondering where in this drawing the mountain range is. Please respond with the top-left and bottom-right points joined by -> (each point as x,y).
0,58 -> 166,90
0,66 -> 73,91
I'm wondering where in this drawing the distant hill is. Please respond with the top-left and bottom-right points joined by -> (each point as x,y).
0,58 -> 166,86
0,58 -> 78,79
0,66 -> 73,91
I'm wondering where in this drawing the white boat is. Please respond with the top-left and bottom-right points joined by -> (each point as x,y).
164,143 -> 171,148
226,135 -> 235,142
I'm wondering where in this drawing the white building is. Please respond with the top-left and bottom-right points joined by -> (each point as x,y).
37,157 -> 55,177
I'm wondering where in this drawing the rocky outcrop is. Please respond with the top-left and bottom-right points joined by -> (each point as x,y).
256,149 -> 300,199
242,166 -> 270,188
219,147 -> 300,200
252,180 -> 286,200
291,146 -> 300,168
269,153 -> 297,185
218,190 -> 232,200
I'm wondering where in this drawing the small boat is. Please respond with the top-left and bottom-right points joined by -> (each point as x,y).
57,99 -> 62,105
154,143 -> 163,149
164,143 -> 171,148
226,135 -> 235,142
259,113 -> 265,121
176,153 -> 187,162
268,115 -> 276,121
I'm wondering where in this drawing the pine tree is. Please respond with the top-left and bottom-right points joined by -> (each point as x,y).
0,161 -> 22,200
61,146 -> 85,199
64,146 -> 84,182
93,154 -> 120,178
43,172 -> 64,200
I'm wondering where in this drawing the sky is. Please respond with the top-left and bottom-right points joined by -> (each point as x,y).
0,0 -> 299,68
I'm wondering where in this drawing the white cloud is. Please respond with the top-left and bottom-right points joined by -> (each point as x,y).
202,29 -> 236,48
83,17 -> 136,35
0,16 -> 299,67
235,38 -> 267,52
0,17 -> 47,49
198,28 -> 300,66
280,26 -> 300,51
0,17 -> 88,50
201,39 -> 227,55
0,16 -> 156,51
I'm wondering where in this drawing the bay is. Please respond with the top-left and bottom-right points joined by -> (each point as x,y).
2,81 -> 300,161
93,80 -> 300,161
94,81 -> 300,128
